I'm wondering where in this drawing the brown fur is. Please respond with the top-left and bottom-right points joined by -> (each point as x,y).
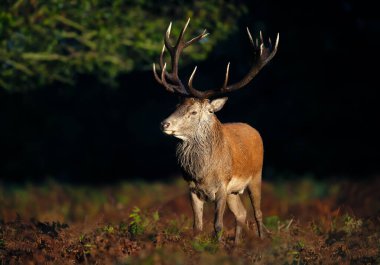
161,98 -> 265,243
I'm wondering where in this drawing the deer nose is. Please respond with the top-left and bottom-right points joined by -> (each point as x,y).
161,121 -> 171,130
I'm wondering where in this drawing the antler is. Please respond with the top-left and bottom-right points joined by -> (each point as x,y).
153,18 -> 209,96
153,19 -> 279,99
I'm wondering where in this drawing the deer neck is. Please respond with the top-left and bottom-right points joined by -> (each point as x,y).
176,117 -> 224,179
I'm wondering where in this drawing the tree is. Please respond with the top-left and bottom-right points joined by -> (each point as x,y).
0,0 -> 247,91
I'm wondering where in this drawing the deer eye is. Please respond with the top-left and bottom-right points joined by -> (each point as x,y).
190,111 -> 197,115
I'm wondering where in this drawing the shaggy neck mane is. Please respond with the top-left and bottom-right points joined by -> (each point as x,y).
176,118 -> 223,178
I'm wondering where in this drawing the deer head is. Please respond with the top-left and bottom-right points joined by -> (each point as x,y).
153,18 -> 279,140
159,97 -> 228,140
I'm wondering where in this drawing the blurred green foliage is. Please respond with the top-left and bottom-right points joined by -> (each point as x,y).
0,0 -> 247,91
191,235 -> 219,253
128,206 -> 160,237
264,215 -> 280,230
128,206 -> 145,236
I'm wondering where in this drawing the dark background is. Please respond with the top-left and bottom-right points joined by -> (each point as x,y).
1,0 -> 379,182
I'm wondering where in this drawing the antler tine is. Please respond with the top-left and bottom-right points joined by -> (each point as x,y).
176,18 -> 190,47
275,32 -> 280,50
187,66 -> 201,97
159,43 -> 177,83
223,62 -> 230,90
159,44 -> 165,70
153,63 -> 163,85
185,29 -> 209,47
247,27 -> 254,46
188,66 -> 197,89
164,22 -> 174,55
260,32 -> 279,64
160,63 -> 177,93
259,30 -> 265,56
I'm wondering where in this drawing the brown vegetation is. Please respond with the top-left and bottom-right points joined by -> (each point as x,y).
0,177 -> 379,264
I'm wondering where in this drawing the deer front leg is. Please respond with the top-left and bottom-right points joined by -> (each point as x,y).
214,189 -> 227,241
190,191 -> 204,234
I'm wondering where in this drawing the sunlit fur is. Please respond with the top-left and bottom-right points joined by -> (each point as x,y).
161,97 -> 264,243
177,119 -> 222,179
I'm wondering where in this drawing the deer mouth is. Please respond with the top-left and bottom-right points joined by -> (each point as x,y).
163,130 -> 187,140
163,129 -> 176,135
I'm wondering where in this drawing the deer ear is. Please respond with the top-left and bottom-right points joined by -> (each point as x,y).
210,97 -> 228,112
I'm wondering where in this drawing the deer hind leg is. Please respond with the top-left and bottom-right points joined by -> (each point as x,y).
190,191 -> 204,234
248,173 -> 264,238
227,193 -> 247,244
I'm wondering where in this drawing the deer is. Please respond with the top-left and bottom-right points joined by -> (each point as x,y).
153,18 -> 279,244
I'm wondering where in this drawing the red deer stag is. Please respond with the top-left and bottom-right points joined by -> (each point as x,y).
153,18 -> 279,244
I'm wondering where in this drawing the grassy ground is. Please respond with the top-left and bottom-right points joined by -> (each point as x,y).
0,177 -> 380,264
